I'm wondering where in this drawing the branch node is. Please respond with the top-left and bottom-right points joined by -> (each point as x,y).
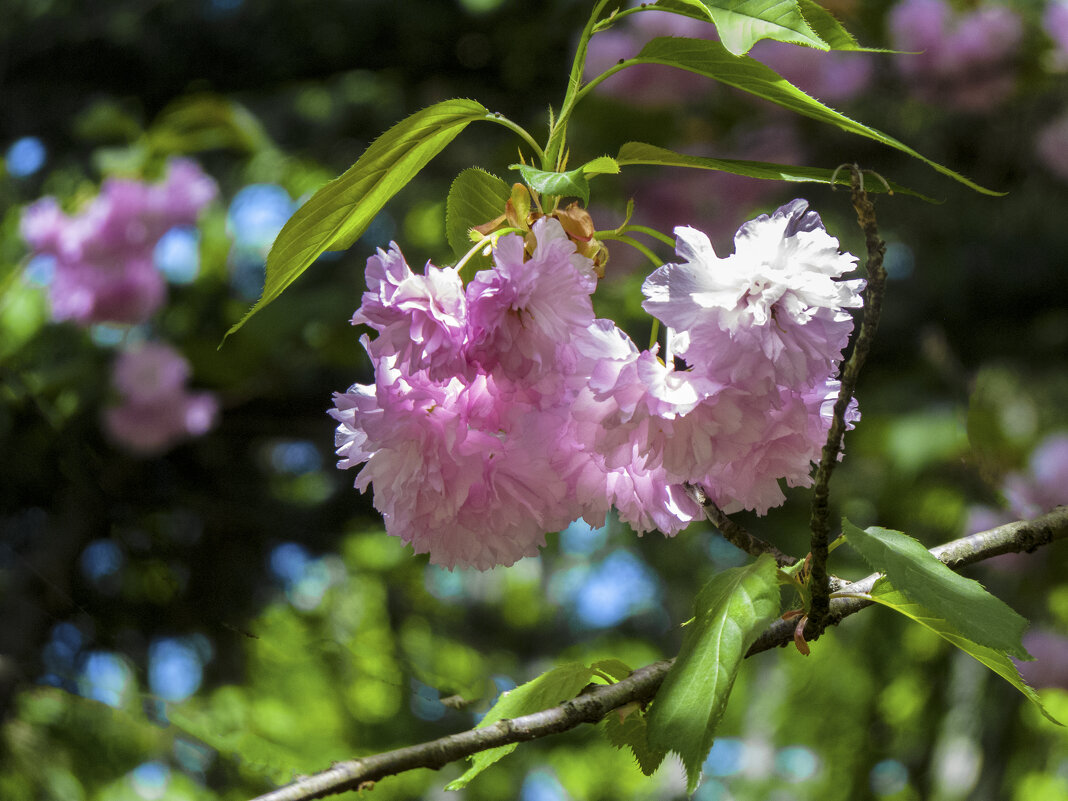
685,484 -> 798,567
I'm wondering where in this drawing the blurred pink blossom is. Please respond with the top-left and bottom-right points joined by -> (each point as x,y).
103,343 -> 218,455
888,0 -> 1022,111
1045,0 -> 1068,68
750,40 -> 873,102
583,4 -> 713,106
1003,433 -> 1068,519
1016,629 -> 1068,690
1036,110 -> 1068,181
20,159 -> 217,325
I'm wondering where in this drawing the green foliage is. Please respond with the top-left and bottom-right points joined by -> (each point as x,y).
646,554 -> 781,792
616,141 -> 927,198
794,0 -> 859,50
446,662 -> 611,789
630,36 -> 1000,196
653,0 -> 829,55
842,519 -> 1030,658
445,167 -> 510,260
866,580 -> 1060,725
603,704 -> 667,776
511,164 -> 592,205
226,98 -> 491,339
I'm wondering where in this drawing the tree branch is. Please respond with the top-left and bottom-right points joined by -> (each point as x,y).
248,507 -> 1067,801
808,166 -> 889,629
686,483 -> 799,567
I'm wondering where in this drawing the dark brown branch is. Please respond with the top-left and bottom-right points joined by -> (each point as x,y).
808,166 -> 888,629
686,484 -> 798,567
249,507 -> 1068,801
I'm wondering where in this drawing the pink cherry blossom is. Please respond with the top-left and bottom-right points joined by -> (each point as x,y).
352,242 -> 467,379
465,217 -> 597,382
331,348 -> 575,570
20,159 -> 217,325
643,199 -> 863,394
103,343 -> 218,455
333,200 -> 865,568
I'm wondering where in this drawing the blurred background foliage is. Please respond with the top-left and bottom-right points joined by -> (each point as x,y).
1,0 -> 1067,799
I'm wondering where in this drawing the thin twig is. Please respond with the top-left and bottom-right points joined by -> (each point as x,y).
249,507 -> 1068,801
808,165 -> 888,630
685,484 -> 798,567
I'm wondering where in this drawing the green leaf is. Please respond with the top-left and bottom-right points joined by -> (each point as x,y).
590,657 -> 633,682
510,163 -> 591,204
445,167 -> 510,260
631,37 -> 1001,195
604,705 -> 668,776
581,155 -> 621,176
225,98 -> 490,340
616,141 -> 931,199
654,0 -> 827,55
445,663 -> 598,789
867,579 -> 1061,725
842,519 -> 1030,659
647,555 -> 781,792
796,0 -> 858,50
168,703 -> 306,784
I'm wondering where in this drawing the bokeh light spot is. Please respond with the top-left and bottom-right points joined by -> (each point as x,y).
560,519 -> 607,555
572,550 -> 659,628
704,737 -> 745,778
268,439 -> 322,475
130,761 -> 170,800
6,136 -> 46,177
227,184 -> 294,251
80,651 -> 132,707
410,679 -> 446,721
148,638 -> 204,702
24,254 -> 56,287
520,768 -> 568,801
154,226 -> 201,284
776,745 -> 820,782
870,759 -> 909,796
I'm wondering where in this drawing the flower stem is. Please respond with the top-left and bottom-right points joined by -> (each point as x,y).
543,0 -> 612,171
594,231 -> 662,269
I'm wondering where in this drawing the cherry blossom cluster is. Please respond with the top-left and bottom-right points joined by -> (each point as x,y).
20,159 -> 217,325
103,342 -> 219,455
331,200 -> 865,570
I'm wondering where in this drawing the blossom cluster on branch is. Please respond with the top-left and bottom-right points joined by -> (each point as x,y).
331,200 -> 864,570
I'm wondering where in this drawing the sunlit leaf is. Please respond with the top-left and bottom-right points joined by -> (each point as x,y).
511,164 -> 591,204
590,658 -> 633,682
616,141 -> 930,199
445,167 -> 510,260
631,37 -> 1001,195
604,705 -> 667,776
225,98 -> 490,340
647,554 -> 780,792
168,703 -> 307,784
581,155 -> 621,176
654,0 -> 827,55
866,580 -> 1061,725
842,519 -> 1030,659
796,0 -> 859,50
445,663 -> 598,789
